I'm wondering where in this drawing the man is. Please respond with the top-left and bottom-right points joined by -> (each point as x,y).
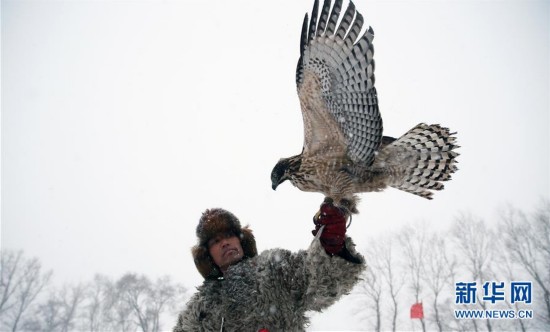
173,201 -> 365,331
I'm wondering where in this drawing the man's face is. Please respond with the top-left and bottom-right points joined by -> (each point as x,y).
208,233 -> 244,273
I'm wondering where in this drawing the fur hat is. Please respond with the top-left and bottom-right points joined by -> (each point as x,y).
192,208 -> 257,280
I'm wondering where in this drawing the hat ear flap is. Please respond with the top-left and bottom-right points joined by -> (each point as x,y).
192,245 -> 222,280
240,226 -> 257,258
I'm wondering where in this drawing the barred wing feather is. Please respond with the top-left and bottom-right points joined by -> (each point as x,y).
296,0 -> 383,166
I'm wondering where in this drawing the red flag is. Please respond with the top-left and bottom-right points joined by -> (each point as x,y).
410,302 -> 424,319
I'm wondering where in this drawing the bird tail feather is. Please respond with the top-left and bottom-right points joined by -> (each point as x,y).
377,123 -> 459,199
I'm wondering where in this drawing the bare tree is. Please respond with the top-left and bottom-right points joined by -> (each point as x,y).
500,201 -> 550,329
149,276 -> 185,332
1,250 -> 188,331
451,213 -> 497,332
0,250 -> 52,332
0,250 -> 24,315
29,292 -> 63,331
22,282 -> 85,332
105,277 -> 136,332
422,232 -> 456,332
117,273 -> 153,332
530,200 -> 550,327
399,223 -> 428,332
82,274 -> 112,332
354,239 -> 384,332
376,235 -> 405,332
352,203 -> 549,332
362,268 -> 383,332
59,283 -> 85,332
114,273 -> 187,332
493,230 -> 531,332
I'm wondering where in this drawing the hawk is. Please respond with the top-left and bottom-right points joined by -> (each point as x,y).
271,0 -> 459,214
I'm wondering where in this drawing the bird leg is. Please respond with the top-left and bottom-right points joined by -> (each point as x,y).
322,196 -> 358,216
339,197 -> 359,215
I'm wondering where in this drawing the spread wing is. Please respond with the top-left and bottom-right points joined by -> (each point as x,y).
296,0 -> 383,166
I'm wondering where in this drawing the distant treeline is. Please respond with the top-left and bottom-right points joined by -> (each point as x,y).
2,200 -> 548,331
353,200 -> 549,331
0,252 -> 187,332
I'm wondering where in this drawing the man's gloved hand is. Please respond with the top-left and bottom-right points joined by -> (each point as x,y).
312,201 -> 348,255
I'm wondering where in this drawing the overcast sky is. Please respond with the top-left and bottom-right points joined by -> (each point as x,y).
2,0 -> 549,329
